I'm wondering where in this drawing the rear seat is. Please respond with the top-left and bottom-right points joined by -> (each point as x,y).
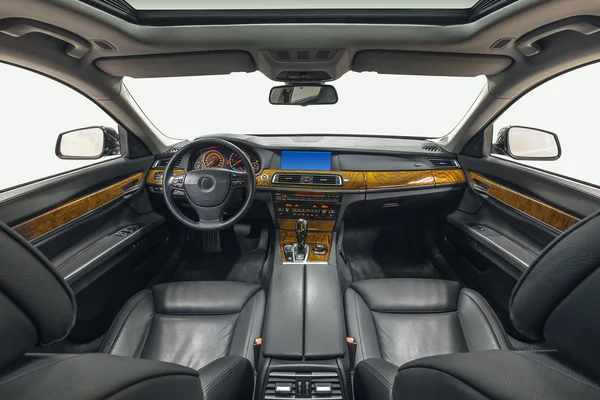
344,278 -> 510,400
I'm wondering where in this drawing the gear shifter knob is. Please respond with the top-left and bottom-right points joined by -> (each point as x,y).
295,219 -> 308,251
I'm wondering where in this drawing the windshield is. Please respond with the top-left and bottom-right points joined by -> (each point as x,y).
124,72 -> 485,140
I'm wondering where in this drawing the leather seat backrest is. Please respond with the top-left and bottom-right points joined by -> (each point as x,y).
0,223 -> 75,371
510,209 -> 600,376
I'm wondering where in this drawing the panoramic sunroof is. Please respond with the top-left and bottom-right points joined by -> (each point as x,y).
81,0 -> 518,25
126,0 -> 480,11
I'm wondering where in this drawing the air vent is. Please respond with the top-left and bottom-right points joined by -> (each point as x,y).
429,158 -> 460,169
276,51 -> 291,60
169,147 -> 181,153
316,50 -> 332,60
270,50 -> 337,62
273,174 -> 342,186
265,372 -> 342,400
297,50 -> 309,60
154,155 -> 184,169
422,144 -> 443,153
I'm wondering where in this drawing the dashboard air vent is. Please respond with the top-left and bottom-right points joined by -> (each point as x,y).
273,174 -> 342,186
429,158 -> 460,169
265,372 -> 342,400
154,155 -> 184,169
422,144 -> 443,152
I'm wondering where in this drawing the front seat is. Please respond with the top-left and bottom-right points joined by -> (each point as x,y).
353,210 -> 600,399
0,222 -> 261,400
99,279 -> 265,398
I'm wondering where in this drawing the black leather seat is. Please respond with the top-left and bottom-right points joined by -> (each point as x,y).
346,278 -> 510,399
100,280 -> 265,396
351,210 -> 600,400
0,222 -> 262,400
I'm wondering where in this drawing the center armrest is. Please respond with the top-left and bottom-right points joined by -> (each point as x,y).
262,263 -> 346,360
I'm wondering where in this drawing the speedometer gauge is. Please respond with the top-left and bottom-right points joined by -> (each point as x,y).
229,152 -> 246,172
203,151 -> 224,168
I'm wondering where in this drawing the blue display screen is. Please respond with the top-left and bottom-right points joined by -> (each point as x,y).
281,151 -> 332,171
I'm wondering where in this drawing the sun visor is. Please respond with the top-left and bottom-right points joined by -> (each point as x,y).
95,51 -> 256,78
352,51 -> 512,77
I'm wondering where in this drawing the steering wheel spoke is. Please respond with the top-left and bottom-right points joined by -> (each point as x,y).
189,202 -> 225,223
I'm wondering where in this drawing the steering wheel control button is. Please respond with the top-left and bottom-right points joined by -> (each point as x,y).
172,176 -> 185,188
231,173 -> 246,187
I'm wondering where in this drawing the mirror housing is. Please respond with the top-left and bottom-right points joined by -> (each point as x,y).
56,126 -> 121,160
270,84 -> 338,106
493,126 -> 561,160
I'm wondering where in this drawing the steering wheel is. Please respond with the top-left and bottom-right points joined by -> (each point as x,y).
162,138 -> 256,231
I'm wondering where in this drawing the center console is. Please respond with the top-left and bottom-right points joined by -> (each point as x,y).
258,263 -> 350,400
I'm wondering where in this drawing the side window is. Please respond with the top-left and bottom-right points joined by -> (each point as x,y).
0,63 -> 120,191
492,62 -> 600,186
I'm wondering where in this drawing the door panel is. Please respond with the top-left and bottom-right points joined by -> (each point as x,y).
442,154 -> 600,338
0,155 -> 175,342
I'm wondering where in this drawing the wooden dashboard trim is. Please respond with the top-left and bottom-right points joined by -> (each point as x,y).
278,218 -> 335,232
279,231 -> 333,263
12,173 -> 143,241
433,169 -> 467,186
146,168 -> 185,185
469,172 -> 579,232
364,171 -> 435,190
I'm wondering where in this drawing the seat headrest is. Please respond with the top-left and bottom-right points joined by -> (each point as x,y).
510,209 -> 600,375
0,222 -> 75,371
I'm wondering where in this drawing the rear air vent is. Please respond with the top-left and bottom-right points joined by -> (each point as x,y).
273,174 -> 343,186
270,50 -> 337,62
429,158 -> 460,169
265,372 -> 342,400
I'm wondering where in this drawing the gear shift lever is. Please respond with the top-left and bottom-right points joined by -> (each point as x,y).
295,219 -> 308,252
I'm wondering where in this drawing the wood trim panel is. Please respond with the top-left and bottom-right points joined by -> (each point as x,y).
146,168 -> 185,185
365,171 -> 435,190
12,173 -> 143,241
277,218 -> 335,232
433,169 -> 466,185
256,169 -> 365,191
470,172 -> 579,232
280,230 -> 332,263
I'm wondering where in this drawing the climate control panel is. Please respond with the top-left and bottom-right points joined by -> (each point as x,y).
273,192 -> 341,220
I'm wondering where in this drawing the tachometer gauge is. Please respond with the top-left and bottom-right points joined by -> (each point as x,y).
229,152 -> 246,172
203,151 -> 224,168
252,162 -> 260,173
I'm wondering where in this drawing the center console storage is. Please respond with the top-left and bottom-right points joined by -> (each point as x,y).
259,263 -> 350,400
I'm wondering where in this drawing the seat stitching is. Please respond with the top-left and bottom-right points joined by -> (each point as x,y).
100,291 -> 149,353
397,366 -> 495,399
202,359 -> 247,392
0,354 -> 80,385
516,353 -> 600,392
353,291 -> 367,363
136,311 -> 155,359
360,361 -> 394,390
243,294 -> 258,361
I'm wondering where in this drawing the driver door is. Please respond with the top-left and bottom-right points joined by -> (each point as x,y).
0,63 -> 172,343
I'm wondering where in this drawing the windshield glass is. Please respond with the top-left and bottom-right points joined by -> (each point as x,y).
124,72 -> 485,140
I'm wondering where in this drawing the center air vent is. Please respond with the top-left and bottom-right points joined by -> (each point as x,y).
270,50 -> 337,62
273,173 -> 342,186
429,158 -> 460,169
265,372 -> 342,400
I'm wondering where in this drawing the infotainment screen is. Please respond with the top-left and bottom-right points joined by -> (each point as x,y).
281,151 -> 332,171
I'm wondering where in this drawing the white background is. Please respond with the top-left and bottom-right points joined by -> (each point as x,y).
1,61 -> 600,190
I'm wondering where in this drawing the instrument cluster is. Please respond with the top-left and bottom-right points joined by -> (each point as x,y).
192,146 -> 261,174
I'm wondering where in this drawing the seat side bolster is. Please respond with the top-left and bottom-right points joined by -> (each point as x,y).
457,288 -> 511,352
394,351 -> 600,400
344,288 -> 382,365
354,358 -> 399,400
228,290 -> 266,366
100,290 -> 155,357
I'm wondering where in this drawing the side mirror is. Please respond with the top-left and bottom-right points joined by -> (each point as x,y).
493,126 -> 561,160
56,126 -> 121,160
269,84 -> 338,106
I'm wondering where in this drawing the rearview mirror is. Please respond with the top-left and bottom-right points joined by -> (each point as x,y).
493,126 -> 561,160
270,85 -> 338,106
56,126 -> 121,160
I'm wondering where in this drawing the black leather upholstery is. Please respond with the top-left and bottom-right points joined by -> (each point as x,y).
345,278 -> 510,367
0,353 -> 203,400
101,281 -> 264,370
510,209 -> 600,375
100,281 -> 264,399
393,350 -> 600,400
0,223 -> 76,370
